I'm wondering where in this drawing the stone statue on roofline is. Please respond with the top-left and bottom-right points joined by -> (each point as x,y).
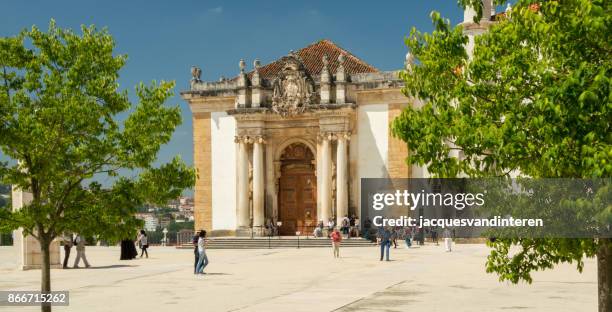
191,66 -> 202,82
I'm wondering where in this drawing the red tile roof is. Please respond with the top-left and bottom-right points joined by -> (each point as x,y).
492,3 -> 540,20
247,39 -> 378,80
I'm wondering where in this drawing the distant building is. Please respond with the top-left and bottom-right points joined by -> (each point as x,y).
160,217 -> 172,229
135,213 -> 159,232
178,196 -> 194,212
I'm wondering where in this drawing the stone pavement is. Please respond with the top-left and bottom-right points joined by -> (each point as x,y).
0,243 -> 596,311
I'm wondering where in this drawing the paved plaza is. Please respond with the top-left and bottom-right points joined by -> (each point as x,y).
0,243 -> 597,311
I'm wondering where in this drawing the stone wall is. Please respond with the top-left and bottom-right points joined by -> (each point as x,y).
387,103 -> 411,178
210,112 -> 237,230
192,112 -> 212,232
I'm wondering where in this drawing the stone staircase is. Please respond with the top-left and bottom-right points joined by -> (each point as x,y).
177,237 -> 376,249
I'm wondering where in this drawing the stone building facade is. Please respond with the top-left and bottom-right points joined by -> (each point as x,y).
181,1 -> 505,236
182,40 -> 416,236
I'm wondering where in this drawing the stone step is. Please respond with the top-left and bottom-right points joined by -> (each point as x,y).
182,241 -> 375,245
177,238 -> 376,249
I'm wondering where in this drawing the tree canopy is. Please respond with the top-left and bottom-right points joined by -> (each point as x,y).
392,0 -> 610,309
0,20 -> 195,249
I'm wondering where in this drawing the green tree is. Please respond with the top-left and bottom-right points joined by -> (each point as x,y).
391,1 -> 611,310
0,21 -> 195,312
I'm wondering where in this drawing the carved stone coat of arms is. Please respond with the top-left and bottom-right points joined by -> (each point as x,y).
271,56 -> 316,116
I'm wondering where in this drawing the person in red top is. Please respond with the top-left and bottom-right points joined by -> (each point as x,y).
330,227 -> 342,258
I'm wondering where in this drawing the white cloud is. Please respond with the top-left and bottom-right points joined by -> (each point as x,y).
208,6 -> 223,14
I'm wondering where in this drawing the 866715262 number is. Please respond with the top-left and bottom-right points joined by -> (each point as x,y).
0,291 -> 69,306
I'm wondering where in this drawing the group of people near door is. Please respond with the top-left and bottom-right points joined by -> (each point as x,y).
313,214 -> 360,238
61,229 -> 151,268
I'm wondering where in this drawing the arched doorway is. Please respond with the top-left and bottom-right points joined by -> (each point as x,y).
278,142 -> 317,236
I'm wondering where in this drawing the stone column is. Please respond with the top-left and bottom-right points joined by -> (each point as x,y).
252,136 -> 265,231
12,187 -> 61,270
320,133 -> 333,223
236,136 -> 250,229
336,132 -> 349,226
315,140 -> 322,220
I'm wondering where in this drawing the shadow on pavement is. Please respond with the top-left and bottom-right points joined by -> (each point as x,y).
86,265 -> 137,269
204,272 -> 231,276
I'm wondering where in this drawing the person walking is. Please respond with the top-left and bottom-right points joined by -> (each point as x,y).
73,234 -> 90,268
330,227 -> 342,258
443,228 -> 452,252
431,227 -> 439,246
137,230 -> 149,258
404,227 -> 412,248
380,228 -> 391,261
62,233 -> 73,269
418,227 -> 425,246
195,230 -> 209,275
192,230 -> 201,274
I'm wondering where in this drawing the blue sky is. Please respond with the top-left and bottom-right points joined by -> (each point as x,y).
1,0 -> 464,190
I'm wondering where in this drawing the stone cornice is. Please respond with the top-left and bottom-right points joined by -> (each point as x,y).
181,71 -> 403,96
356,88 -> 412,106
228,103 -> 355,118
461,20 -> 494,33
185,95 -> 235,114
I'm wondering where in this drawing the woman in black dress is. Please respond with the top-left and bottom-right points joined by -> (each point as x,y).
120,238 -> 138,260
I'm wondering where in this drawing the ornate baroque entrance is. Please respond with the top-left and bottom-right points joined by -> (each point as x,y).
278,143 -> 316,235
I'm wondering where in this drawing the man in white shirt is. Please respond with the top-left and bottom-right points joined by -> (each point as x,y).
73,234 -> 91,268
443,228 -> 452,252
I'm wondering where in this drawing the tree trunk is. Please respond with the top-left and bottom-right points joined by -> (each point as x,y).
40,237 -> 52,312
598,238 -> 612,312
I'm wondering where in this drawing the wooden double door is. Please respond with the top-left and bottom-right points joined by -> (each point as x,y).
278,169 -> 316,236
